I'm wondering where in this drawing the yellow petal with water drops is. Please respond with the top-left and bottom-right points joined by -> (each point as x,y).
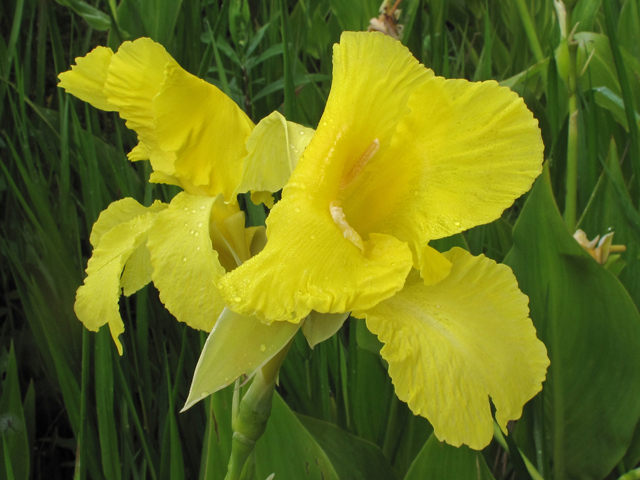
90,198 -> 166,247
147,192 -> 227,332
75,211 -> 163,355
152,62 -> 254,199
58,46 -> 116,112
182,307 -> 301,411
302,311 -> 350,349
344,75 -> 543,255
219,222 -> 413,323
219,32 -> 428,322
418,244 -> 452,286
358,248 -> 549,450
234,111 -> 315,199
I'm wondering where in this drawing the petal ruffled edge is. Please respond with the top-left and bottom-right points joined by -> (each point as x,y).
358,248 -> 549,449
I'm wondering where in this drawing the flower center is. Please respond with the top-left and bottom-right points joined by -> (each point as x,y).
339,139 -> 380,190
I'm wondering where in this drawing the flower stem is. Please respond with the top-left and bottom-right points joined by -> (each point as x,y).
224,340 -> 293,480
564,3 -> 579,231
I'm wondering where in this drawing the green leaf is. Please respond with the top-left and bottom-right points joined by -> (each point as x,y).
328,0 -> 379,31
0,344 -> 29,480
504,165 -> 640,480
183,308 -> 300,411
254,393 -> 339,479
55,0 -> 111,30
297,413 -> 398,480
95,327 -> 121,480
403,434 -> 495,480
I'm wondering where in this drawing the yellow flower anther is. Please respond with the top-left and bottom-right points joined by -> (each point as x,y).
340,138 -> 380,190
330,200 -> 365,250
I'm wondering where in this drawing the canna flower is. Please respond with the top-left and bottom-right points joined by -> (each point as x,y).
217,31 -> 550,449
59,38 -> 314,353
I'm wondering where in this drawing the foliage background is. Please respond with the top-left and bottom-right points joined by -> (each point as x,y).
1,0 -> 640,479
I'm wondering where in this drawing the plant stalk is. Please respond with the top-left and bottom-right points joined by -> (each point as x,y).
564,3 -> 579,231
224,340 -> 293,480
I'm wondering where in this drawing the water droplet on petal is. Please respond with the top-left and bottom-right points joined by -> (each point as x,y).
200,391 -> 209,398
454,221 -> 460,227
299,131 -> 305,135
200,205 -> 206,210
182,257 -> 187,262
197,246 -> 201,251
260,344 -> 267,352
198,222 -> 203,228
310,234 -> 316,240
322,121 -> 327,126
192,209 -> 197,214
195,232 -> 199,237
190,230 -> 195,235
234,296 -> 242,302
184,207 -> 189,211
295,207 -> 300,213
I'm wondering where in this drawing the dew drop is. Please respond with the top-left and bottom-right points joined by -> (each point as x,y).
197,246 -> 201,251
295,207 -> 300,213
198,222 -> 203,228
191,209 -> 196,214
200,391 -> 210,398
183,207 -> 189,211
310,234 -> 316,240
299,131 -> 305,135
200,205 -> 206,210
322,121 -> 327,126
234,296 -> 242,302
454,221 -> 461,227
290,144 -> 295,149
260,344 -> 267,352
190,230 -> 195,235
195,232 -> 199,237
182,257 -> 187,262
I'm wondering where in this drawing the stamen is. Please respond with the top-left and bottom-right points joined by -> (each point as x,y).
340,139 -> 380,190
330,201 -> 364,251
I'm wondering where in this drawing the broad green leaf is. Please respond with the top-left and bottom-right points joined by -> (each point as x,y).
183,308 -> 300,411
0,344 -> 29,480
403,433 -> 495,480
504,166 -> 640,480
254,393 -> 339,479
577,139 -> 640,469
297,413 -> 398,480
619,0 -> 640,60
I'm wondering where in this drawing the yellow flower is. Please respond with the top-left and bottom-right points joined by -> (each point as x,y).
59,38 -> 314,354
218,31 -> 550,449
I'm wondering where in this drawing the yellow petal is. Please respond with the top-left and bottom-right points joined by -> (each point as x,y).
418,244 -> 452,286
234,111 -> 315,198
147,192 -> 228,332
60,37 -> 254,200
358,248 -> 549,450
182,307 -> 300,411
57,46 -> 116,112
152,62 -> 254,199
302,311 -> 350,349
218,32 -> 427,322
90,197 -> 166,247
75,209 -> 163,355
120,244 -> 152,296
250,191 -> 275,208
344,75 -> 543,254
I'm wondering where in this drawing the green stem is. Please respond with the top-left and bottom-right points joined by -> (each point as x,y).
224,341 -> 293,480
564,4 -> 579,231
515,0 -> 545,64
74,328 -> 91,480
